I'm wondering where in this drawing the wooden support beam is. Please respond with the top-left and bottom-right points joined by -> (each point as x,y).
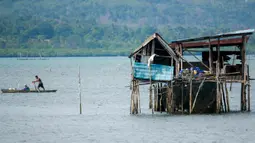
180,44 -> 183,70
209,38 -> 213,74
185,49 -> 210,70
151,39 -> 155,55
175,45 -> 180,77
216,38 -> 221,113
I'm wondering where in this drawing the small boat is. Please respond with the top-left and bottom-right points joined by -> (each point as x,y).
1,89 -> 57,93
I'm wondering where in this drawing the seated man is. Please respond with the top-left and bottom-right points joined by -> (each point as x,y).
23,84 -> 30,91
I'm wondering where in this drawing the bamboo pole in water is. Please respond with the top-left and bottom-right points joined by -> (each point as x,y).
78,66 -> 82,114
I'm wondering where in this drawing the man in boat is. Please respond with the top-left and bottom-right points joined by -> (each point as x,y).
32,75 -> 45,91
23,84 -> 30,91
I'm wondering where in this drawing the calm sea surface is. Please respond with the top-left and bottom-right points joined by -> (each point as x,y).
1,57 -> 255,143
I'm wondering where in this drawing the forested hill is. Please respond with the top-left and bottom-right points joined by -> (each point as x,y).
0,0 -> 255,56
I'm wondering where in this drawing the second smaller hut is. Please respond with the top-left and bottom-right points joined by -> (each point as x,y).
128,33 -> 184,114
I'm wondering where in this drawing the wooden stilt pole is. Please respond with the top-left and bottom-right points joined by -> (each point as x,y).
130,80 -> 140,114
130,81 -> 133,114
160,90 -> 163,113
241,36 -> 247,111
153,85 -> 157,111
156,84 -> 160,111
131,80 -> 135,114
137,81 -> 141,114
137,81 -> 140,114
166,83 -> 172,114
149,87 -> 152,109
189,71 -> 193,114
219,82 -> 223,112
181,82 -> 184,114
248,65 -> 251,112
130,80 -> 139,114
221,83 -> 227,113
149,66 -> 154,114
170,81 -> 174,113
169,57 -> 174,113
224,81 -> 230,112
135,84 -> 138,114
135,82 -> 139,114
166,85 -> 169,113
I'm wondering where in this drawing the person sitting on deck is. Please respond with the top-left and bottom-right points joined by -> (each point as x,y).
23,84 -> 30,91
32,75 -> 45,91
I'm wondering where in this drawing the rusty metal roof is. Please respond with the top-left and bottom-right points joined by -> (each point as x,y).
170,37 -> 246,49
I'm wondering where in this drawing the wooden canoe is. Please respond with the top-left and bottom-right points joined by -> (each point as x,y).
1,89 -> 57,93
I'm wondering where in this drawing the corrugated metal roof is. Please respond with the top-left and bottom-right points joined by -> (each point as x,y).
171,29 -> 255,43
217,29 -> 255,36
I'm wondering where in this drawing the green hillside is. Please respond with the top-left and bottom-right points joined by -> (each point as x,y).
0,0 -> 255,56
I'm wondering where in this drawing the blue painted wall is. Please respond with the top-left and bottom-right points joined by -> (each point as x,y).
133,62 -> 174,81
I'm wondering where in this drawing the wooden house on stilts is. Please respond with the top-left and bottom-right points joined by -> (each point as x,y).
128,29 -> 254,115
